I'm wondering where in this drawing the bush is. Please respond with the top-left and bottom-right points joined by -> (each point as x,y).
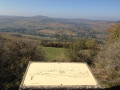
0,39 -> 46,90
107,24 -> 120,42
94,40 -> 120,88
86,39 -> 98,50
66,39 -> 98,65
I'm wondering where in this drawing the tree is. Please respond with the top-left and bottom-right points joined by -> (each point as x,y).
0,39 -> 46,90
107,24 -> 120,42
86,39 -> 98,49
73,39 -> 86,50
66,39 -> 95,65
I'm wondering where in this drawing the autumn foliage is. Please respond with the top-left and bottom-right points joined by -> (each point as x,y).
107,24 -> 120,42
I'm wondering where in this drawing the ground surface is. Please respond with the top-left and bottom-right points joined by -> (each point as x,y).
42,47 -> 66,61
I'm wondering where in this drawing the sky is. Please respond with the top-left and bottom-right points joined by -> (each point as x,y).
0,0 -> 120,21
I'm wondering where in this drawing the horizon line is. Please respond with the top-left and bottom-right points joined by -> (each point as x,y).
0,14 -> 119,21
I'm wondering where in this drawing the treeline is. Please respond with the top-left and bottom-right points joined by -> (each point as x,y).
41,41 -> 71,48
41,39 -> 99,50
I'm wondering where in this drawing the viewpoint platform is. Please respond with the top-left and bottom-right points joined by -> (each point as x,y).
20,62 -> 102,90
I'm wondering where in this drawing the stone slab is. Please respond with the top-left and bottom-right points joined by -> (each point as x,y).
20,62 -> 102,90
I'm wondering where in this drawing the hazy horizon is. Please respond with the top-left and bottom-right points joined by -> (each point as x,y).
0,14 -> 119,21
0,0 -> 120,21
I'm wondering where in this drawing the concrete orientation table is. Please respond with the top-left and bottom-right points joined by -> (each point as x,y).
20,62 -> 102,90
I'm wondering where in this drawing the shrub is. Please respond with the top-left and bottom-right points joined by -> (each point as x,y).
0,39 -> 46,90
94,40 -> 120,88
66,39 -> 98,65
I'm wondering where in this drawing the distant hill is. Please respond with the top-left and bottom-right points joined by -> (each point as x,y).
0,15 -> 119,39
117,21 -> 120,23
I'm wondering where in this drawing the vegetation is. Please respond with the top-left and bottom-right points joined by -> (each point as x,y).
93,40 -> 120,88
107,24 -> 120,42
93,24 -> 120,88
41,41 -> 70,48
66,39 -> 99,65
42,47 -> 66,62
0,38 -> 46,90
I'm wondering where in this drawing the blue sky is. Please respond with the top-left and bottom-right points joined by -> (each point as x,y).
0,0 -> 120,20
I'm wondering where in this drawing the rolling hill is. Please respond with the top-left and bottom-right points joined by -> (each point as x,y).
0,15 -> 119,40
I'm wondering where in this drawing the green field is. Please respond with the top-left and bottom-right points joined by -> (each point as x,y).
42,47 -> 67,61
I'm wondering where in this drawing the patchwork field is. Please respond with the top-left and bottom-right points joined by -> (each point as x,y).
37,29 -> 76,35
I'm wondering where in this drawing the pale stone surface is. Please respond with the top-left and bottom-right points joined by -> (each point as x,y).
22,62 -> 98,87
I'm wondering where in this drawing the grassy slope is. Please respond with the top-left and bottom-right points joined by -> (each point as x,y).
42,47 -> 67,61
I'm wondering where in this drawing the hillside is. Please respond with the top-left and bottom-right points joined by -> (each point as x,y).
0,15 -> 119,40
